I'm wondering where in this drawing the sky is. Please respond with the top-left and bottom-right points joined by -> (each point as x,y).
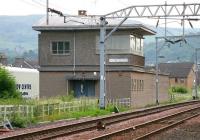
0,0 -> 200,16
0,0 -> 200,28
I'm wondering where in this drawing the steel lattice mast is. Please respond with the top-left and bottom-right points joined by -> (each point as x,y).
99,3 -> 200,109
104,3 -> 200,18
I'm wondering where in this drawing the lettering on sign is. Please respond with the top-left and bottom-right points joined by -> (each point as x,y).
16,84 -> 32,90
109,58 -> 128,63
21,92 -> 28,95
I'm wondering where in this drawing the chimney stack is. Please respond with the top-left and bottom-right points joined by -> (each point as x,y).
78,10 -> 87,16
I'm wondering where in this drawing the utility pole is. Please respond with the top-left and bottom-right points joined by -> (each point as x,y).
98,3 -> 200,108
164,1 -> 167,38
46,0 -> 49,25
99,17 -> 106,109
195,48 -> 200,99
155,38 -> 159,105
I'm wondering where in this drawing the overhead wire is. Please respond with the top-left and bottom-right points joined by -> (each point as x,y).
32,0 -> 46,7
20,0 -> 44,9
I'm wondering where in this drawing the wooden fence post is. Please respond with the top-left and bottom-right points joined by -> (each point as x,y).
48,104 -> 50,115
42,105 -> 45,119
26,105 -> 29,117
31,106 -> 34,118
4,106 -> 6,121
58,103 -> 60,115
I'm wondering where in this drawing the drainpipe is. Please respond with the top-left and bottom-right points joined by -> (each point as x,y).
73,31 -> 76,76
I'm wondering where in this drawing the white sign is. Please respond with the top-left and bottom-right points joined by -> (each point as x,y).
6,67 -> 39,99
109,58 -> 128,63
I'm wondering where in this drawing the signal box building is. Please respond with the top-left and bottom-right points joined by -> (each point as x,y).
33,13 -> 169,107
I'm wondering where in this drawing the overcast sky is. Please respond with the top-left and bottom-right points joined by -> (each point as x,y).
0,0 -> 199,15
0,0 -> 200,28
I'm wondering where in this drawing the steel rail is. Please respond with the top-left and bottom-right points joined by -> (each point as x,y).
91,104 -> 200,140
135,113 -> 200,140
0,100 -> 199,140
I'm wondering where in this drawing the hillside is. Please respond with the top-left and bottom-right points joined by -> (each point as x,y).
0,15 -> 200,64
0,15 -> 42,61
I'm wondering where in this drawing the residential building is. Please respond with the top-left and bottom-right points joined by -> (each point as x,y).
158,62 -> 195,89
33,12 -> 169,107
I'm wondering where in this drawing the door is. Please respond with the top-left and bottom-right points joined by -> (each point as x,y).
73,80 -> 95,97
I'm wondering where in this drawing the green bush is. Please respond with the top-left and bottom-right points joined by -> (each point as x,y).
10,114 -> 36,128
170,86 -> 188,94
0,67 -> 21,99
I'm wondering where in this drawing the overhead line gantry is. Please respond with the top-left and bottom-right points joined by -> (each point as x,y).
99,3 -> 200,108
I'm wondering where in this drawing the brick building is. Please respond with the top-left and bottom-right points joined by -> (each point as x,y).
33,13 -> 169,107
159,62 -> 195,89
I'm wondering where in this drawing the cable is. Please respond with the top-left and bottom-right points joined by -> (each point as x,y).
20,0 -> 44,9
32,0 -> 46,7
46,0 -> 73,14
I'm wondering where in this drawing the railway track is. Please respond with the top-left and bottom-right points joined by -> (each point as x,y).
91,104 -> 200,140
0,100 -> 199,140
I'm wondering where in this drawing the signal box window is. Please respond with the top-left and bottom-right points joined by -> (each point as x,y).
51,41 -> 70,55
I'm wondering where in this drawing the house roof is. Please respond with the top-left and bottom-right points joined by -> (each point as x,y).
158,62 -> 194,78
13,58 -> 39,69
32,16 -> 156,35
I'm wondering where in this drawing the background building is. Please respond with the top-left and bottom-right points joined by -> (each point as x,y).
159,62 -> 195,89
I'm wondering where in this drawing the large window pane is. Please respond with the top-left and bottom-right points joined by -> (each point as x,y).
52,42 -> 57,54
140,39 -> 143,51
51,41 -> 70,55
96,35 -> 143,55
58,42 -> 64,54
64,42 -> 70,53
136,37 -> 140,51
130,35 -> 135,53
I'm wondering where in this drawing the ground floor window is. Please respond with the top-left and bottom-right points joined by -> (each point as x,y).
132,79 -> 144,91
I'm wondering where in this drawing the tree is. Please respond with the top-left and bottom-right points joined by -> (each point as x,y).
0,67 -> 21,99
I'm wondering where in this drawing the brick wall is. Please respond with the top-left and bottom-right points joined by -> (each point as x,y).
39,31 -> 144,68
131,72 -> 169,107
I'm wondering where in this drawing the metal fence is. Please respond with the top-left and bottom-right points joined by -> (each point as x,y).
0,98 -> 131,121
106,98 -> 131,107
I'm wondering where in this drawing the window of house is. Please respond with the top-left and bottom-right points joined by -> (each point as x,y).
180,78 -> 185,83
51,41 -> 70,55
175,78 -> 178,83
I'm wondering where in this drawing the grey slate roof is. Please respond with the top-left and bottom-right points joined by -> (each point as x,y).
158,62 -> 194,78
32,15 -> 156,35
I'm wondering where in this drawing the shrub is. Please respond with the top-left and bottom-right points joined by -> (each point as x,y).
0,67 -> 21,99
10,114 -> 36,128
169,86 -> 188,94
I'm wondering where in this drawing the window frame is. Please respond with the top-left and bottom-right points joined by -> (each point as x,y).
50,40 -> 71,55
96,35 -> 143,55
